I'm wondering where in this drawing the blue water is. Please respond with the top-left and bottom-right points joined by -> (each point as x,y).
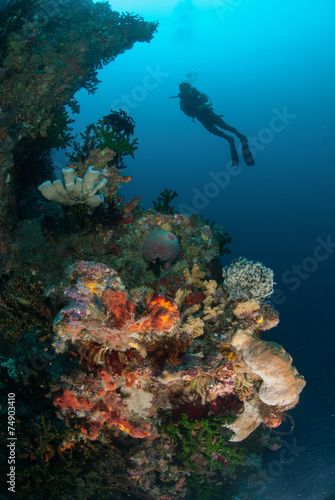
57,1 -> 335,497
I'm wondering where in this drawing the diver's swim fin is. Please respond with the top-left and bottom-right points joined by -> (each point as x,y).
240,136 -> 255,166
228,138 -> 239,166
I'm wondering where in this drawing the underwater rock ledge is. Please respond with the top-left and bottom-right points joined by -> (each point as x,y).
0,0 -> 157,234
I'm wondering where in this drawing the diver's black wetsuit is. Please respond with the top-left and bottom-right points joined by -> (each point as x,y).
178,83 -> 255,166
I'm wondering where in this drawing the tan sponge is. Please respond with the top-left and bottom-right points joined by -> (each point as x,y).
231,329 -> 306,407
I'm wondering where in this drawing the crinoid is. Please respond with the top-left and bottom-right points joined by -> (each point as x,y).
79,342 -> 142,374
208,394 -> 244,416
232,357 -> 257,394
146,338 -> 189,370
184,373 -> 214,405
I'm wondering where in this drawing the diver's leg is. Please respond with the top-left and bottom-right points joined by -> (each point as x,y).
213,116 -> 242,136
213,116 -> 255,166
200,121 -> 239,165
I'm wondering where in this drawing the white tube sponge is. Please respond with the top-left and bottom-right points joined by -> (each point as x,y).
231,328 -> 306,407
81,166 -> 101,198
52,179 -> 71,204
62,167 -> 81,202
38,180 -> 60,203
38,166 -> 107,209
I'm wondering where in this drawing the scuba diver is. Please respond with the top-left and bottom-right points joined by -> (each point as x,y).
103,109 -> 135,136
175,82 -> 255,166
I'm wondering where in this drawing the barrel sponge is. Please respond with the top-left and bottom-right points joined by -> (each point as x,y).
231,329 -> 306,407
142,230 -> 179,262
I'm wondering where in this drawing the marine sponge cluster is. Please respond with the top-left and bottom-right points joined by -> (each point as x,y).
38,166 -> 107,209
50,248 -> 305,484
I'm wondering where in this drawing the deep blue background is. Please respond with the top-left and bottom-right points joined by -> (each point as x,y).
55,1 -> 335,497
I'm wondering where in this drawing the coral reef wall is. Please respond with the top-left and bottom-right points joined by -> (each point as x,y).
0,3 -> 306,499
